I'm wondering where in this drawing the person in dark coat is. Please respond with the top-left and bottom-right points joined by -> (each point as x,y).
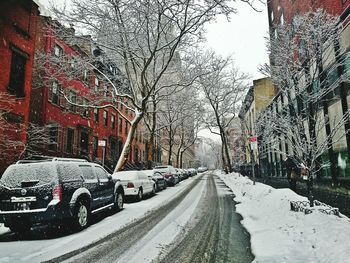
284,155 -> 297,191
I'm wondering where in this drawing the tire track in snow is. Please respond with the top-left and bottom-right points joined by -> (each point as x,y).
44,176 -> 203,263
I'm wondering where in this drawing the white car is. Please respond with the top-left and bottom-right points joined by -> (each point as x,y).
112,171 -> 156,201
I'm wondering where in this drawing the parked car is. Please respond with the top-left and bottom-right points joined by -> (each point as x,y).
0,157 -> 124,233
182,169 -> 190,179
176,169 -> 185,181
112,171 -> 156,201
153,165 -> 179,186
142,170 -> 167,192
188,168 -> 197,176
197,166 -> 208,173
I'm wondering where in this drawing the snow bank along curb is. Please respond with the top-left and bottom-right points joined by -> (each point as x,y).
215,171 -> 350,263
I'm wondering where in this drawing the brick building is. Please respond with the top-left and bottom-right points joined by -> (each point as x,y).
0,0 -> 39,174
29,15 -> 146,172
261,1 -> 350,179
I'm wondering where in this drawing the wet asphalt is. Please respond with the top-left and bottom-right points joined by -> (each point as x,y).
159,174 -> 253,263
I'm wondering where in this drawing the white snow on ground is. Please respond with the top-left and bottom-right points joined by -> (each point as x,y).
216,171 -> 350,263
0,177 -> 198,263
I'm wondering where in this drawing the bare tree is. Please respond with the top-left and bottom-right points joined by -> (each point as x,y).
196,51 -> 249,173
259,9 -> 350,188
48,0 -> 265,172
0,93 -> 52,171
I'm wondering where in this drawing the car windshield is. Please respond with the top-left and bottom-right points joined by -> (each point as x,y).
0,163 -> 57,188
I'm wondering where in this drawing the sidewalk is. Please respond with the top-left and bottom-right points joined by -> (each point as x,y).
256,177 -> 350,217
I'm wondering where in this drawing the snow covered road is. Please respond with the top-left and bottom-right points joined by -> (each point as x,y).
0,172 -> 255,263
0,175 -> 200,262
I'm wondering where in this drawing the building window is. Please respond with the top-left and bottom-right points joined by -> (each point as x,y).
49,126 -> 58,151
93,136 -> 98,158
54,44 -> 63,57
68,90 -> 76,112
111,114 -> 115,129
104,85 -> 109,97
94,77 -> 99,92
51,81 -> 60,105
125,101 -> 128,114
119,117 -> 123,133
280,13 -> 284,25
8,49 -> 27,97
83,69 -> 88,82
82,98 -> 89,117
125,121 -> 128,134
103,110 -> 108,126
66,128 -> 74,153
94,108 -> 99,123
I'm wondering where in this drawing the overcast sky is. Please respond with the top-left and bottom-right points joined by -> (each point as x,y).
204,1 -> 269,80
39,0 -> 269,80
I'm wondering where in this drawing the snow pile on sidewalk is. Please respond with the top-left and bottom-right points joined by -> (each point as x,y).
216,171 -> 350,263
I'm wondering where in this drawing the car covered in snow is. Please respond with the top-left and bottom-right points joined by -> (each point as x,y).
112,171 -> 156,201
142,170 -> 167,192
197,166 -> 208,173
153,165 -> 179,186
0,157 -> 124,233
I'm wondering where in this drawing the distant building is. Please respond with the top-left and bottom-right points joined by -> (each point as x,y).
29,15 -> 146,171
239,77 -> 278,167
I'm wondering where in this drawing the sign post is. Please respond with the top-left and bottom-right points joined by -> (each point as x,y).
98,140 -> 106,167
249,136 -> 257,185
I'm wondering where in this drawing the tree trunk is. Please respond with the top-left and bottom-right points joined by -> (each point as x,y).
147,95 -> 157,169
114,112 -> 144,172
180,150 -> 184,168
147,137 -> 154,169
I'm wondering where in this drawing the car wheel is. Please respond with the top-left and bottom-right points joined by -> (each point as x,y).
114,191 -> 124,212
137,188 -> 143,201
73,199 -> 90,230
9,220 -> 31,234
152,185 -> 156,196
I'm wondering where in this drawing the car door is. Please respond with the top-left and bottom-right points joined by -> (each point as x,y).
93,165 -> 115,207
79,164 -> 100,211
138,172 -> 150,194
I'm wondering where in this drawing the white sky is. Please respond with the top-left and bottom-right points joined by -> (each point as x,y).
39,0 -> 269,80
204,1 -> 269,80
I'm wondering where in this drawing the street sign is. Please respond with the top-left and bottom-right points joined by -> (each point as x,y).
98,140 -> 106,147
250,136 -> 257,150
249,136 -> 257,142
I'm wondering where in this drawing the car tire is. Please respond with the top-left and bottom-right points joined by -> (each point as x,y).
152,185 -> 156,196
114,191 -> 124,212
9,220 -> 31,234
73,199 -> 90,231
137,188 -> 143,201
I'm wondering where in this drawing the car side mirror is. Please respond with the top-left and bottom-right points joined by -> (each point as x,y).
107,174 -> 112,180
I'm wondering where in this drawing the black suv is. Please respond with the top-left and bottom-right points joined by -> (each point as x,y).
0,157 -> 124,233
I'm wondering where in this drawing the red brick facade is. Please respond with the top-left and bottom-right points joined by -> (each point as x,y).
0,0 -> 39,173
268,0 -> 350,26
30,16 -> 146,171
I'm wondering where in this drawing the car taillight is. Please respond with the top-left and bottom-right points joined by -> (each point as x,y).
53,185 -> 63,202
164,173 -> 172,178
127,182 -> 134,188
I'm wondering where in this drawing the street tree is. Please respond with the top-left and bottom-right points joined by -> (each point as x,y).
48,0 -> 263,172
0,93 -> 52,169
259,9 -> 350,187
196,51 -> 249,173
